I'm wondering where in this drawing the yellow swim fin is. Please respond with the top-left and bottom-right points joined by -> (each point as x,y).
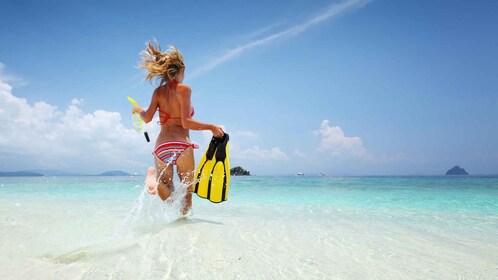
194,134 -> 230,203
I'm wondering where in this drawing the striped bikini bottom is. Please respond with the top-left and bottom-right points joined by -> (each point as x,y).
153,141 -> 199,165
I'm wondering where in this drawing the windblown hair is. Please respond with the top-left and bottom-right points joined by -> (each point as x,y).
139,39 -> 185,86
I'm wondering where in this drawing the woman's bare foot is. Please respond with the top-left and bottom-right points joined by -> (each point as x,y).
145,167 -> 158,195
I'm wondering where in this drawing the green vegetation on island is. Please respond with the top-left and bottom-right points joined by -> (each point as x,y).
230,166 -> 250,176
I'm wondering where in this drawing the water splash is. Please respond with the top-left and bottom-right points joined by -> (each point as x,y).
40,167 -> 199,265
112,167 -> 195,239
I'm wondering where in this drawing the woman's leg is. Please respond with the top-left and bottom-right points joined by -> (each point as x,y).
175,147 -> 195,214
154,157 -> 174,201
145,166 -> 158,195
145,158 -> 173,199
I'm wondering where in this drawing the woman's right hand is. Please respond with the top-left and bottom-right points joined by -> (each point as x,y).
211,125 -> 224,138
132,107 -> 144,114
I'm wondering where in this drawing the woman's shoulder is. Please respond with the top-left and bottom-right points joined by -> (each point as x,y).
177,83 -> 191,91
176,84 -> 192,95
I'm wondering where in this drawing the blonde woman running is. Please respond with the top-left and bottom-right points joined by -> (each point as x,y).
133,40 -> 224,214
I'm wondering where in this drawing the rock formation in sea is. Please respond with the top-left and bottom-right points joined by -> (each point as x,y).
446,165 -> 469,175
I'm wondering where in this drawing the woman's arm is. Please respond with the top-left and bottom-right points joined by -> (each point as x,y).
132,89 -> 158,123
177,85 -> 224,137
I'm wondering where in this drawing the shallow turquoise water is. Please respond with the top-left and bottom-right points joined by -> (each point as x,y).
1,175 -> 497,212
1,175 -> 497,279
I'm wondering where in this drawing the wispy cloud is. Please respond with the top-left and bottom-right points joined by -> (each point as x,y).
191,0 -> 371,78
244,21 -> 285,40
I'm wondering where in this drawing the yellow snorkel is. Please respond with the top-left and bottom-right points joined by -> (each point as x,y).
127,96 -> 150,142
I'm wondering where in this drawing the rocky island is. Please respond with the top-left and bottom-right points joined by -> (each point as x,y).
230,166 -> 250,176
446,165 -> 469,176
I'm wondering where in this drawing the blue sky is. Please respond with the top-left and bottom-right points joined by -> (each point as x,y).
0,0 -> 497,175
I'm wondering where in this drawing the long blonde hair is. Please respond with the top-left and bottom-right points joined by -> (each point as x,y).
139,39 -> 185,86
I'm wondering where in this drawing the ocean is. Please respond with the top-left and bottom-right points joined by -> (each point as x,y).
0,175 -> 497,279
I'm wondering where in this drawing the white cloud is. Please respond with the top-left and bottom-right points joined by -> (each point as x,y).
199,129 -> 257,148
0,68 -> 153,173
233,130 -> 258,139
0,63 -> 27,86
195,129 -> 289,174
313,119 -> 371,160
191,0 -> 372,77
71,98 -> 83,105
199,128 -> 288,161
233,146 -> 289,161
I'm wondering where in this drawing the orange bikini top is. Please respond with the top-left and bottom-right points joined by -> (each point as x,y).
157,79 -> 194,125
157,108 -> 194,125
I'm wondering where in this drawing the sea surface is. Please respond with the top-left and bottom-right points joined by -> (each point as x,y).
0,175 -> 497,279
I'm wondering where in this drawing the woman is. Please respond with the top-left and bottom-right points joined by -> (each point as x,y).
133,40 -> 224,214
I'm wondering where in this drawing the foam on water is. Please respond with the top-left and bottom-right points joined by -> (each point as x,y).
112,179 -> 191,239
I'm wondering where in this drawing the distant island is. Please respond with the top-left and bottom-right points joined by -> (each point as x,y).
28,170 -> 80,176
446,165 -> 469,176
0,170 -> 131,176
99,170 -> 131,176
230,166 -> 250,176
0,171 -> 44,177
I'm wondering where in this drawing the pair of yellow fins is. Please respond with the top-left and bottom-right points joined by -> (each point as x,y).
194,133 -> 230,203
